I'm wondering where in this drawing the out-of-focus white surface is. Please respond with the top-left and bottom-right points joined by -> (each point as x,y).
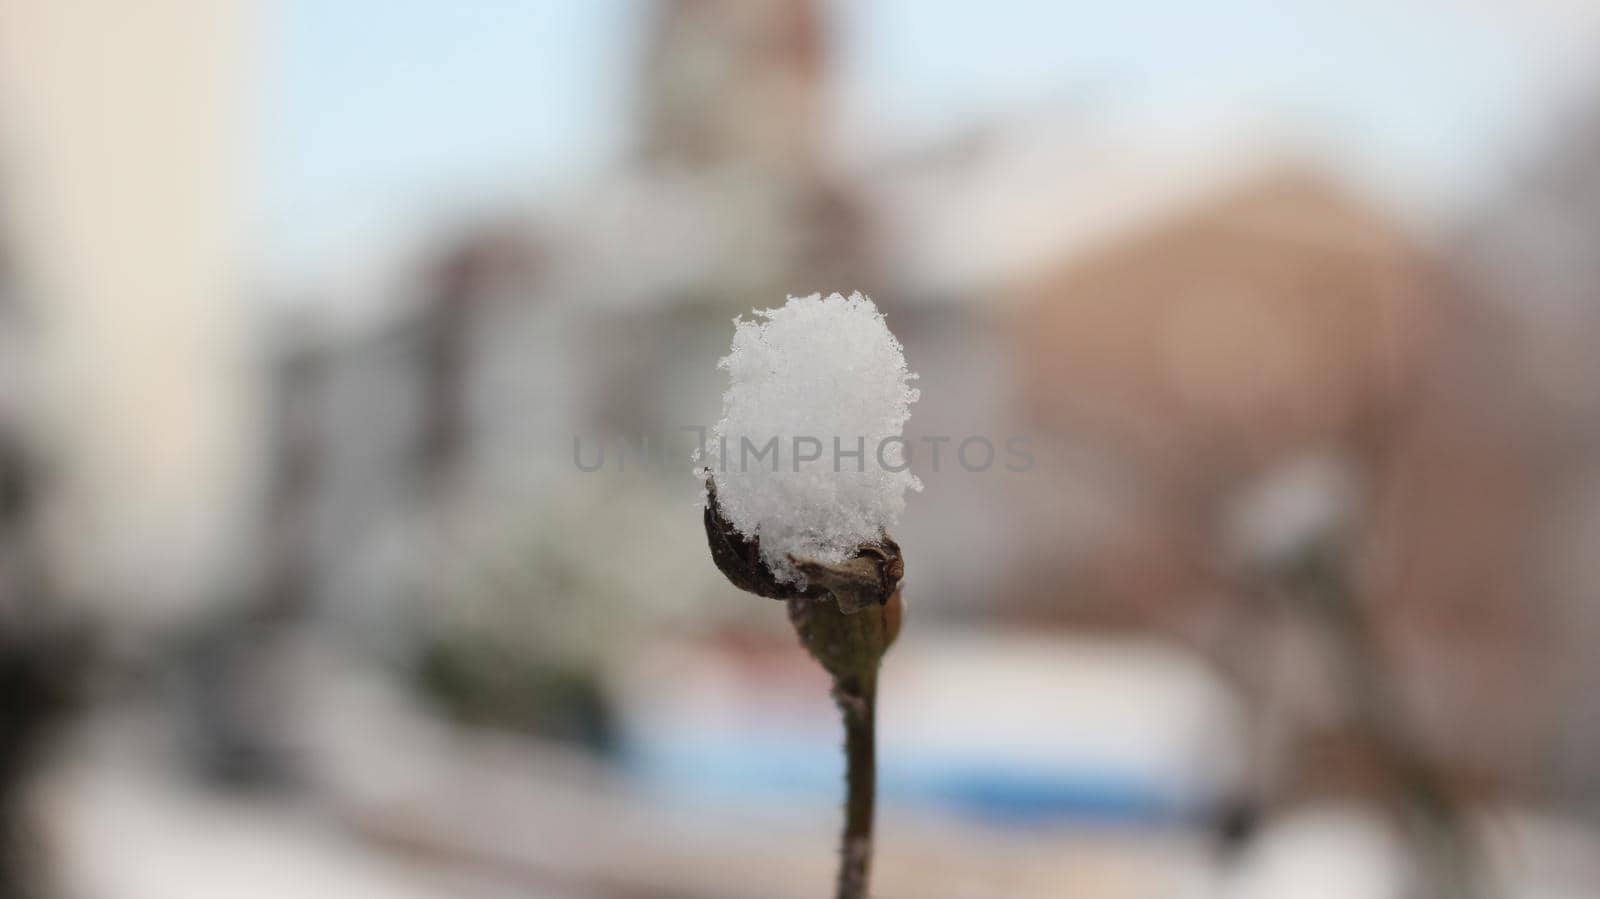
38,708 -> 544,899
38,684 -> 1600,899
1226,805 -> 1411,899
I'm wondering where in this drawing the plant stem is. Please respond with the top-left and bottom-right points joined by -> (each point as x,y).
786,590 -> 898,899
833,669 -> 877,899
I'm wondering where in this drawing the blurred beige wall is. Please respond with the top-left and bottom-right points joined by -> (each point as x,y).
0,0 -> 254,630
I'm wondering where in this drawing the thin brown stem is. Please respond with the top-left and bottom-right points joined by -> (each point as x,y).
779,567 -> 900,899
833,670 -> 877,899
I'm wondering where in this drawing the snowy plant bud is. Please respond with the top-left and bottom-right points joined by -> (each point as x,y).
702,292 -> 918,604
700,292 -> 913,899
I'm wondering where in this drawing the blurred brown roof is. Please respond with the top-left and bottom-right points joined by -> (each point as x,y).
1013,167 -> 1440,481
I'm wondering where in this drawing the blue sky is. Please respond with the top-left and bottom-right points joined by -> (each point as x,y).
257,0 -> 1597,282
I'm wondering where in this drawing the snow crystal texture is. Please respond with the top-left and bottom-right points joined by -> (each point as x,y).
708,292 -> 920,586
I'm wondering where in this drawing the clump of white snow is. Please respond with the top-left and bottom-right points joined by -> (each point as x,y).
706,292 -> 920,586
1222,451 -> 1362,570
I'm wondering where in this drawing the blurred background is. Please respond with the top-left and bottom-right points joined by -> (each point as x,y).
3,0 -> 1600,896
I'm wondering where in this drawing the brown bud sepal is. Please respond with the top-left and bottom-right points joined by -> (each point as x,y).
703,473 -> 904,618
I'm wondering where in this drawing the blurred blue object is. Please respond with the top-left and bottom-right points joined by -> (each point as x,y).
612,632 -> 1241,827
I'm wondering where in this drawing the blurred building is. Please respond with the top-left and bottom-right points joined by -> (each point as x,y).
1006,166 -> 1445,629
996,164 -> 1554,809
641,0 -> 827,176
1455,91 -> 1600,817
